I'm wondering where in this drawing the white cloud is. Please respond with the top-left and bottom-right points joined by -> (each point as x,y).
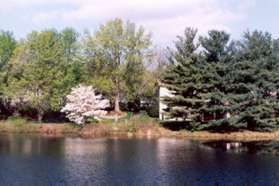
0,0 -> 255,45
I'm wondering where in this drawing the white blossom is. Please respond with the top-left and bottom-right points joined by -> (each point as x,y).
61,85 -> 110,125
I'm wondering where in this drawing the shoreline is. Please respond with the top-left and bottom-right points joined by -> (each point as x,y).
0,121 -> 279,141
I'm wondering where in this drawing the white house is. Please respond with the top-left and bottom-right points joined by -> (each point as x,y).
158,84 -> 198,122
159,85 -> 174,120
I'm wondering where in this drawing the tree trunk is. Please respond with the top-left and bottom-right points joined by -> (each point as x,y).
114,91 -> 120,113
114,77 -> 121,113
37,110 -> 44,123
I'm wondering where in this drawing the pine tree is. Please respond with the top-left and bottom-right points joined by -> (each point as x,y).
162,28 -> 206,125
222,31 -> 279,131
239,30 -> 272,61
200,30 -> 279,131
198,30 -> 233,130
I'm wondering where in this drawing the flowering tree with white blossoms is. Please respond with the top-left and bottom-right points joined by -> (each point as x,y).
61,85 -> 110,125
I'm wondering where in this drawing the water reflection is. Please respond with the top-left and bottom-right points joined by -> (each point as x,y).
203,140 -> 279,155
0,134 -> 65,156
0,135 -> 278,185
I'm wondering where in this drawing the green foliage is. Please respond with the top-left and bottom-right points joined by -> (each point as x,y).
5,29 -> 83,121
84,18 -> 152,112
239,30 -> 272,61
163,28 -> 206,121
0,20 -> 153,120
0,20 -> 277,133
163,28 -> 279,132
0,31 -> 17,92
199,30 -> 230,62
0,31 -> 16,69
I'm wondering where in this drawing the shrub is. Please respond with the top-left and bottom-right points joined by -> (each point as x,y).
61,85 -> 110,125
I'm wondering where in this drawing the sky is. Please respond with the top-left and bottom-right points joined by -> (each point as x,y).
0,0 -> 278,46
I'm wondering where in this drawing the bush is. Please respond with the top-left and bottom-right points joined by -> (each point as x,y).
61,85 -> 110,125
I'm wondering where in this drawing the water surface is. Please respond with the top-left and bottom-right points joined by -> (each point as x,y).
0,135 -> 279,185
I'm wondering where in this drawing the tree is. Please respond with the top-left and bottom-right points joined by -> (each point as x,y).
199,30 -> 231,63
219,31 -> 279,131
197,30 -> 232,130
163,28 -> 207,124
5,29 -> 82,122
0,31 -> 17,91
0,31 -> 17,115
163,28 -> 279,131
84,18 -> 151,113
152,47 -> 171,81
0,31 -> 16,69
55,28 -> 84,109
61,28 -> 80,63
61,85 -> 110,125
217,59 -> 279,131
201,30 -> 279,131
239,30 -> 272,61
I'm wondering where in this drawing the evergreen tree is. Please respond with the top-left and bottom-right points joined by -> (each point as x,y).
222,31 -> 279,131
198,30 -> 232,130
199,30 -> 230,62
239,30 -> 272,61
202,30 -> 279,131
164,28 -> 279,131
163,28 -> 206,124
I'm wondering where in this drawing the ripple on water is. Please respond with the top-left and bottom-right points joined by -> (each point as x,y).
0,135 -> 277,185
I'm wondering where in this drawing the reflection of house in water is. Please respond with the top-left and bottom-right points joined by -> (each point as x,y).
203,141 -> 246,153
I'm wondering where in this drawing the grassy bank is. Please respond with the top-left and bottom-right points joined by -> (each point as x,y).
1,116 -> 279,141
0,117 -> 80,135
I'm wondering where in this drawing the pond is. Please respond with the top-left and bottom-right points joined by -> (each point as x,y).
0,135 -> 279,185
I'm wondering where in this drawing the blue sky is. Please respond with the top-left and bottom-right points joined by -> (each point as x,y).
0,0 -> 278,45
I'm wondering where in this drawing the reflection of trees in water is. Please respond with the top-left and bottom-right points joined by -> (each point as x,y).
63,138 -> 110,184
154,138 -> 219,185
0,134 -> 65,156
203,140 -> 279,155
246,141 -> 279,155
